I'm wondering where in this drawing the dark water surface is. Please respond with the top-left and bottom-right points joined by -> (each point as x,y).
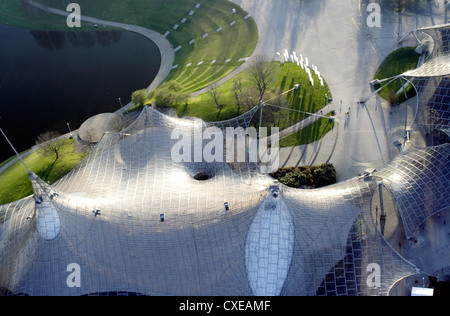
0,23 -> 161,162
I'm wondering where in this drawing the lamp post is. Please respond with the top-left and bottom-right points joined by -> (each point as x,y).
119,97 -> 123,109
66,122 -> 73,139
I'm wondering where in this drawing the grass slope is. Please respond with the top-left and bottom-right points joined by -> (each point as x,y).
279,113 -> 335,147
0,138 -> 87,205
374,46 -> 419,103
178,62 -> 333,130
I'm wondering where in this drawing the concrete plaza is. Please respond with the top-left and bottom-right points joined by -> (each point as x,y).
233,0 -> 448,180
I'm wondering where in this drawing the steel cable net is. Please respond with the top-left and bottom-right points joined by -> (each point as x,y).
0,105 -> 427,296
3,26 -> 450,291
2,23 -> 450,294
402,24 -> 450,134
378,144 -> 450,238
0,106 -> 271,296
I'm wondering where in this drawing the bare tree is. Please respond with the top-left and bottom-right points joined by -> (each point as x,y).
232,79 -> 244,113
208,84 -> 223,111
249,58 -> 275,102
242,88 -> 260,111
35,131 -> 66,161
263,91 -> 288,126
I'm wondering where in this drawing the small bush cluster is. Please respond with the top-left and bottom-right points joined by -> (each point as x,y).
130,82 -> 188,112
270,163 -> 337,189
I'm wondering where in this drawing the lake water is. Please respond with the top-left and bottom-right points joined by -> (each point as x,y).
0,24 -> 161,162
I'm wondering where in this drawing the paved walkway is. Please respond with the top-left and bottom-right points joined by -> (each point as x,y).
276,102 -> 336,138
232,0 -> 448,180
191,56 -> 259,97
371,184 -> 407,254
368,183 -> 450,285
403,208 -> 450,276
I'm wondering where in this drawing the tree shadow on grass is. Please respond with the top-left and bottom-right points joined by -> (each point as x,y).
38,157 -> 58,183
216,108 -> 223,121
177,103 -> 189,117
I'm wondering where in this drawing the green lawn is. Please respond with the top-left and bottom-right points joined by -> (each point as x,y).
280,113 -> 335,147
177,62 -> 333,130
163,3 -> 258,92
0,138 -> 87,205
374,46 -> 419,103
0,149 -> 31,170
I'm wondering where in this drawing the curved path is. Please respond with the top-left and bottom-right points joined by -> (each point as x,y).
28,0 -> 174,102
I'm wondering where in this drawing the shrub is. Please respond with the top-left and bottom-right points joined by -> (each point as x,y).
271,163 -> 337,189
152,82 -> 187,108
131,89 -> 148,109
280,169 -> 310,188
313,163 -> 337,187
